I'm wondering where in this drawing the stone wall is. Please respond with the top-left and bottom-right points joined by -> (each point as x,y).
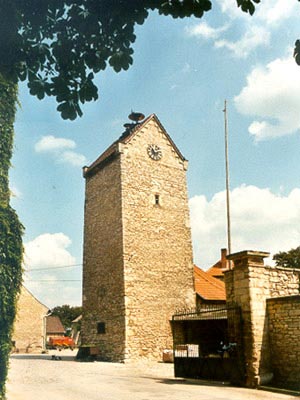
225,251 -> 300,387
12,286 -> 48,353
267,295 -> 300,390
121,118 -> 194,360
81,115 -> 195,362
81,153 -> 126,361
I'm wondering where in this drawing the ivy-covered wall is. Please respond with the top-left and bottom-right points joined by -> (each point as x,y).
0,75 -> 23,399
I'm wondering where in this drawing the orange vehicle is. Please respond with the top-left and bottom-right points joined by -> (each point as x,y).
47,336 -> 75,349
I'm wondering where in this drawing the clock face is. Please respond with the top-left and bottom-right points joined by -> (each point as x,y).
147,144 -> 162,161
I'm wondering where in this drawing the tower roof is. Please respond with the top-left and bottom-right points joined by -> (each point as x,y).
83,113 -> 186,178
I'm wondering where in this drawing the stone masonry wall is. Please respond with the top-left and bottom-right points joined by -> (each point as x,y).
225,251 -> 300,387
224,252 -> 271,387
267,295 -> 300,390
82,117 -> 195,361
121,118 -> 195,361
81,115 -> 195,362
12,286 -> 48,353
81,156 -> 126,361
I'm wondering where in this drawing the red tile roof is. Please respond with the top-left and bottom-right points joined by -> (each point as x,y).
206,249 -> 228,280
206,261 -> 225,279
194,265 -> 226,301
46,316 -> 65,334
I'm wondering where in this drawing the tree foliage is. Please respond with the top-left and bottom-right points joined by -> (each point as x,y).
51,305 -> 82,330
294,39 -> 300,66
0,76 -> 23,399
273,246 -> 300,269
0,0 -> 264,121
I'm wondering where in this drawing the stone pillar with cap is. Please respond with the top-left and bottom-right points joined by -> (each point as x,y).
224,250 -> 273,387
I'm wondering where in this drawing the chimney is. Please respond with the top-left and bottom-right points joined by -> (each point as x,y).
221,248 -> 228,270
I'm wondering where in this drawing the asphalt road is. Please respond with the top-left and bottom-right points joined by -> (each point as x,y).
6,351 -> 297,400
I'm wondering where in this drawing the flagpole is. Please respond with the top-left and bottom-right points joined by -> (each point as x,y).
223,100 -> 232,260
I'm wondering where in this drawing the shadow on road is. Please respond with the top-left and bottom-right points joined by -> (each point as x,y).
149,377 -> 300,397
143,376 -> 300,398
10,354 -> 76,362
148,377 -> 231,387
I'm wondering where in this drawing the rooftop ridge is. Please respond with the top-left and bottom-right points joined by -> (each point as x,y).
83,113 -> 186,178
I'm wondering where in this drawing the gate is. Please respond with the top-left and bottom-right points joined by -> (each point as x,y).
172,305 -> 245,385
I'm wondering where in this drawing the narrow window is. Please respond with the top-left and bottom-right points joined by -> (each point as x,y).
97,322 -> 106,334
155,194 -> 160,205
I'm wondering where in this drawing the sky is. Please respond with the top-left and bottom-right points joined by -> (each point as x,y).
10,0 -> 300,308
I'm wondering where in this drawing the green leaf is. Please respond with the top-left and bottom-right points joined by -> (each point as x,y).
294,40 -> 300,66
109,51 -> 133,72
237,0 -> 258,15
27,78 -> 47,100
57,100 -> 79,120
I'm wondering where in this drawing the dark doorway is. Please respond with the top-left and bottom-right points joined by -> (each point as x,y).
172,305 -> 245,385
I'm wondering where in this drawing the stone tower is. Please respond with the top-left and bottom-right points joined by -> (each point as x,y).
81,114 -> 194,362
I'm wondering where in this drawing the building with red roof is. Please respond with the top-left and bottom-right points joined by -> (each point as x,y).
194,265 -> 226,308
206,248 -> 228,282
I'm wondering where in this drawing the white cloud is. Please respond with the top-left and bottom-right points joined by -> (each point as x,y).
23,233 -> 81,307
256,0 -> 298,25
216,0 -> 298,24
188,0 -> 299,58
216,0 -> 247,20
186,21 -> 228,40
25,279 -> 81,308
185,8 -> 270,57
34,135 -> 88,166
35,135 -> 76,152
215,25 -> 270,58
234,56 -> 300,140
190,185 -> 300,269
59,151 -> 88,167
24,232 -> 76,269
